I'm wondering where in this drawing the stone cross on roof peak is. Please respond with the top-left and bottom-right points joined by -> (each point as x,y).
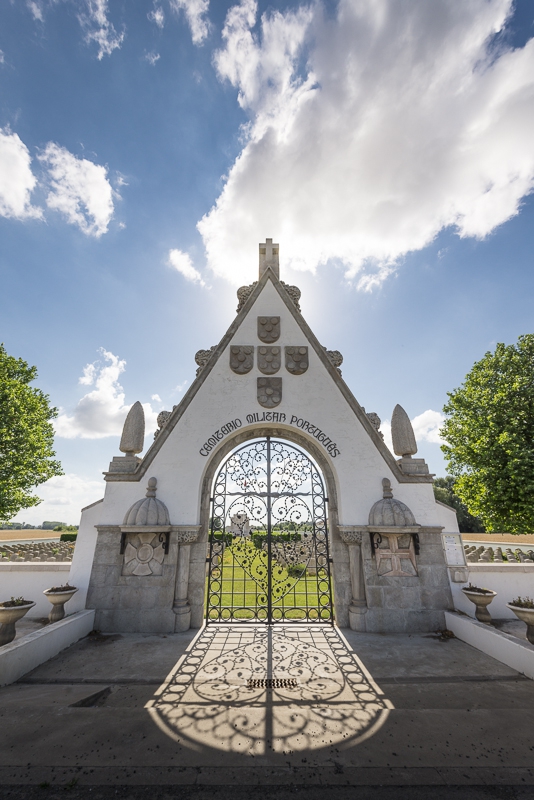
259,238 -> 279,279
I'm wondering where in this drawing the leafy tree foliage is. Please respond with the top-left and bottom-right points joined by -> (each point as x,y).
0,344 -> 63,521
433,476 -> 485,533
441,335 -> 534,533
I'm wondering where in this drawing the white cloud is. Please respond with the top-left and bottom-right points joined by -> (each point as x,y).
145,51 -> 161,65
27,1 -> 44,22
168,248 -> 206,285
411,410 -> 445,445
38,143 -> 115,237
11,474 -> 104,527
198,0 -> 534,287
151,394 -> 162,403
55,348 -> 158,440
79,0 -> 124,59
148,5 -> 165,28
382,409 -> 444,454
0,128 -> 42,220
169,0 -> 210,45
0,50 -> 5,64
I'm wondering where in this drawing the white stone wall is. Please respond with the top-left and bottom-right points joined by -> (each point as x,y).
451,564 -> 534,619
0,563 -> 71,617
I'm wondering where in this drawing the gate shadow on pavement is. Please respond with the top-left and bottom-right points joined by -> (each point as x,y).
146,624 -> 393,755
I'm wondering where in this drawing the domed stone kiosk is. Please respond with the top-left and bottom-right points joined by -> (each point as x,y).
69,239 -> 458,633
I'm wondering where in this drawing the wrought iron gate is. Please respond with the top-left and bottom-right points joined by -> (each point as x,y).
206,437 -> 333,624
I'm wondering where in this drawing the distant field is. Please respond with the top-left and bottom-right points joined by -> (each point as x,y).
461,533 -> 534,544
0,530 -> 61,542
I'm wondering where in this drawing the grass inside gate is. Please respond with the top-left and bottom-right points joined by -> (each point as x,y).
208,537 -> 328,620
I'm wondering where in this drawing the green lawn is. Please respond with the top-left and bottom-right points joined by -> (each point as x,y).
206,538 -> 332,621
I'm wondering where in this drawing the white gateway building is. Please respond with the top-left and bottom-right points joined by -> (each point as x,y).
68,240 -> 459,634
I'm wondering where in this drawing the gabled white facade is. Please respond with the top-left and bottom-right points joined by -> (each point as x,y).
70,246 -> 457,633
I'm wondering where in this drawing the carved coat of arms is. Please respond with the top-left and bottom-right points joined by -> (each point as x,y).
285,346 -> 308,375
230,345 -> 254,374
257,377 -> 282,408
258,316 -> 280,343
258,346 -> 281,374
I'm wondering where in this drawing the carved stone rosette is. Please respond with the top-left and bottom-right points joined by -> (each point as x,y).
195,346 -> 216,376
325,348 -> 343,374
257,377 -> 282,408
285,346 -> 308,375
365,411 -> 384,440
280,281 -> 301,312
230,345 -> 254,374
258,346 -> 281,375
154,409 -> 173,440
236,283 -> 257,312
258,316 -> 280,343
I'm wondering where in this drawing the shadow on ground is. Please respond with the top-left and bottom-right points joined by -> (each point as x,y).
147,625 -> 392,754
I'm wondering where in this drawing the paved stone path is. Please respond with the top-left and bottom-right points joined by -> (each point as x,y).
1,625 -> 534,789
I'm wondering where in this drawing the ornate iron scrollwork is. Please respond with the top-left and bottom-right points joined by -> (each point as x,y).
370,532 -> 383,553
206,437 -> 333,624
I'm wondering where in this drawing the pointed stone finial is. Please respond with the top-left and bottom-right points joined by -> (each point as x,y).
259,238 -> 279,279
146,477 -> 157,497
382,478 -> 393,498
119,401 -> 145,456
391,404 -> 418,458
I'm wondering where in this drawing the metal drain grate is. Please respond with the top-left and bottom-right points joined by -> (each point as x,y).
247,678 -> 298,689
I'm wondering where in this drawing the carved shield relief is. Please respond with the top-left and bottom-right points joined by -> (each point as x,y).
285,346 -> 308,375
258,316 -> 280,343
258,346 -> 281,374
257,377 -> 282,408
230,346 -> 254,374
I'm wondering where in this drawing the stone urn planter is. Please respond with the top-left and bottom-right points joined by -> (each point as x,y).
0,599 -> 36,646
507,601 -> 534,645
461,584 -> 497,624
43,585 -> 78,623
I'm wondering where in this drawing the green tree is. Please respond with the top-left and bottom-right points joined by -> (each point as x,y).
0,344 -> 63,520
441,335 -> 534,533
433,476 -> 485,533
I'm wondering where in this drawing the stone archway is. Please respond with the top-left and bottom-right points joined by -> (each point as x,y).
187,426 -> 350,629
205,435 -> 334,624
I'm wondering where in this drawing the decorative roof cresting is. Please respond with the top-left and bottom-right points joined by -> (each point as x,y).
123,477 -> 170,526
368,478 -> 417,527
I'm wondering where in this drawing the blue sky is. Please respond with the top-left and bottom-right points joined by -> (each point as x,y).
2,0 -> 534,524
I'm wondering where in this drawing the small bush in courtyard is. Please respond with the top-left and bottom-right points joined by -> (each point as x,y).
463,583 -> 494,594
510,596 -> 534,609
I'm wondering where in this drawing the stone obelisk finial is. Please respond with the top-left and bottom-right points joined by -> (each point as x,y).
391,404 -> 418,458
119,401 -> 145,457
259,238 -> 279,279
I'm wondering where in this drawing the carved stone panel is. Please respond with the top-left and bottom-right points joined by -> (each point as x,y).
258,316 -> 280,343
257,377 -> 282,408
258,346 -> 281,374
230,345 -> 254,374
285,346 -> 308,375
122,532 -> 165,576
374,533 -> 418,577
